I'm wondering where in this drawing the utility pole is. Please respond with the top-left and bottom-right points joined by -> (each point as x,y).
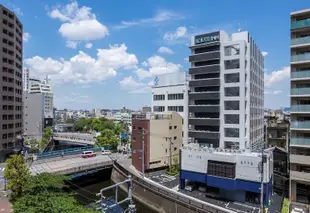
141,128 -> 145,178
169,137 -> 172,174
260,142 -> 265,212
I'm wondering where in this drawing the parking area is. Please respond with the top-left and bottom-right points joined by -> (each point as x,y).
148,170 -> 179,189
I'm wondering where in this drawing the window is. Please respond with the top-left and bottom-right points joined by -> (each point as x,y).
224,73 -> 240,83
153,94 -> 165,101
174,136 -> 177,140
225,59 -> 240,70
224,128 -> 239,138
174,126 -> 177,129
169,126 -> 172,130
224,87 -> 239,97
174,147 -> 177,151
224,141 -> 239,149
224,44 -> 240,56
167,106 -> 184,112
224,114 -> 240,124
168,93 -> 184,100
207,160 -> 236,179
153,106 -> 165,112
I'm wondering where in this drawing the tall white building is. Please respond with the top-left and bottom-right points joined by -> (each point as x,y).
151,72 -> 189,144
23,68 -> 29,91
29,76 -> 54,120
188,31 -> 264,150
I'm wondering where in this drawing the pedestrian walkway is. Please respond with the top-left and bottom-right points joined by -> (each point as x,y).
0,192 -> 12,213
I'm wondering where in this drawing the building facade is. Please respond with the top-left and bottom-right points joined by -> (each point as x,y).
188,31 -> 264,150
23,93 -> 44,142
151,72 -> 189,144
0,5 -> 23,161
22,68 -> 29,91
290,8 -> 310,204
131,112 -> 183,172
29,76 -> 53,127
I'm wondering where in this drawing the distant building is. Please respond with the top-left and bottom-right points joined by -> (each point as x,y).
180,143 -> 273,206
23,68 -> 29,91
29,76 -> 54,127
23,93 -> 44,142
131,112 -> 183,172
141,106 -> 151,113
151,72 -> 189,144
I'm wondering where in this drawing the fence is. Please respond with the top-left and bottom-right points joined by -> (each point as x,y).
113,161 -> 234,213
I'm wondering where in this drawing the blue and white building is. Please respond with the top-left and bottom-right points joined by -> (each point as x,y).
180,143 -> 273,205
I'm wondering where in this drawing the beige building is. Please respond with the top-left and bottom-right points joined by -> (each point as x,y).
132,112 -> 183,172
290,8 -> 310,204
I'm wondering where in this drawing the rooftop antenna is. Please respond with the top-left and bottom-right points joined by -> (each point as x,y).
237,23 -> 241,32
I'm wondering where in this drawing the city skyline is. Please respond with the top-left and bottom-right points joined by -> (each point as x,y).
2,0 -> 309,109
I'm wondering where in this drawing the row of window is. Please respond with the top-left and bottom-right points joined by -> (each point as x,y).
2,86 -> 22,94
153,106 -> 184,112
153,93 -> 184,101
2,114 -> 22,120
2,76 -> 22,86
2,131 -> 22,140
2,19 -> 14,29
2,96 -> 22,102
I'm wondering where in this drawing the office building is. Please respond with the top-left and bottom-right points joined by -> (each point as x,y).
188,31 -> 264,150
131,112 -> 183,172
0,5 -> 23,161
29,76 -> 53,127
151,72 -> 189,144
23,68 -> 29,91
23,93 -> 44,142
290,8 -> 310,204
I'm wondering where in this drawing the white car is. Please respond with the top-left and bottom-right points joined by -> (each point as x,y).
292,208 -> 305,213
102,150 -> 111,155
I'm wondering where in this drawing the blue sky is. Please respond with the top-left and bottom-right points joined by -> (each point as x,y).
2,0 -> 309,110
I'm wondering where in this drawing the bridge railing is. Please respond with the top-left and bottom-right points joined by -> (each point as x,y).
53,135 -> 97,143
37,146 -> 110,159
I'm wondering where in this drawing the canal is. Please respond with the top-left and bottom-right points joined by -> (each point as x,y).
70,168 -> 156,213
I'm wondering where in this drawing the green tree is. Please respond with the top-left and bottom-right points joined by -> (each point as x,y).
4,155 -> 30,199
96,129 -> 119,149
43,127 -> 52,140
40,137 -> 48,150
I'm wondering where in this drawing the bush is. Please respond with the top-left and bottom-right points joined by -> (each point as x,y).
281,198 -> 289,213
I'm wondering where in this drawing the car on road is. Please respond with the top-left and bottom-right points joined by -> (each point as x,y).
185,182 -> 196,192
292,208 -> 305,213
82,151 -> 96,158
102,150 -> 111,155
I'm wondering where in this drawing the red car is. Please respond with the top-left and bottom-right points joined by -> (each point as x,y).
82,151 -> 96,158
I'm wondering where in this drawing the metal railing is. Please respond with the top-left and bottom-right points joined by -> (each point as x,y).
291,121 -> 310,129
113,161 -> 234,213
291,18 -> 310,30
291,36 -> 310,46
291,105 -> 310,112
291,54 -> 310,62
290,138 -> 310,146
37,146 -> 110,159
291,88 -> 310,95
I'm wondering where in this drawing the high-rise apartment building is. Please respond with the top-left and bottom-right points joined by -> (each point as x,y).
29,76 -> 54,127
290,8 -> 310,204
188,31 -> 264,150
151,72 -> 189,144
0,5 -> 23,161
23,68 -> 29,91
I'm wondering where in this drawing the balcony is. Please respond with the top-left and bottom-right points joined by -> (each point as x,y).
189,118 -> 220,126
189,65 -> 220,75
291,36 -> 310,47
290,138 -> 310,146
189,51 -> 220,63
291,18 -> 310,30
290,170 -> 310,182
188,130 -> 220,139
291,70 -> 310,79
291,54 -> 310,63
291,105 -> 310,113
189,105 -> 220,113
189,78 -> 220,87
189,91 -> 220,100
290,154 -> 310,165
291,121 -> 310,129
291,88 -> 310,96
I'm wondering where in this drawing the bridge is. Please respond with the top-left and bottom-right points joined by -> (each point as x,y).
30,151 -> 117,175
52,132 -> 97,146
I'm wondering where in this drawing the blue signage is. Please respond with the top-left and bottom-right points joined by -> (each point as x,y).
121,133 -> 127,139
154,76 -> 159,86
195,34 -> 219,45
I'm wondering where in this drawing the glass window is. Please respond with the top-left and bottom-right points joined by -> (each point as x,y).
153,106 -> 165,112
224,73 -> 240,83
153,94 -> 165,101
225,59 -> 240,70
224,44 -> 240,56
167,106 -> 184,112
224,87 -> 239,97
225,128 -> 239,138
224,114 -> 240,124
168,93 -> 184,100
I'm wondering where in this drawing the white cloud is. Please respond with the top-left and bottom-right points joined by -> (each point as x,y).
24,44 -> 138,84
129,86 -> 151,94
184,57 -> 189,62
85,42 -> 93,49
48,1 -> 109,46
264,90 -> 282,95
66,41 -> 79,49
135,55 -> 181,79
141,61 -> 148,67
265,66 -> 290,86
13,7 -> 23,16
163,26 -> 187,41
262,51 -> 268,57
23,32 -> 31,42
80,84 -> 91,88
57,92 -> 89,104
157,46 -> 174,55
114,10 -> 184,29
119,76 -> 145,89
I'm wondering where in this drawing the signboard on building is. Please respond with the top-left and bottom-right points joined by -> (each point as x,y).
195,32 -> 220,45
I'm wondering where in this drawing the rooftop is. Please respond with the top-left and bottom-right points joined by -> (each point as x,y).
291,8 -> 310,16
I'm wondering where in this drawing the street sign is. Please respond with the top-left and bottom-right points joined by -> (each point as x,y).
121,133 -> 127,139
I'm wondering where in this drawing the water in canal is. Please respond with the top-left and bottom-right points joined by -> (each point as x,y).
70,168 -> 156,213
